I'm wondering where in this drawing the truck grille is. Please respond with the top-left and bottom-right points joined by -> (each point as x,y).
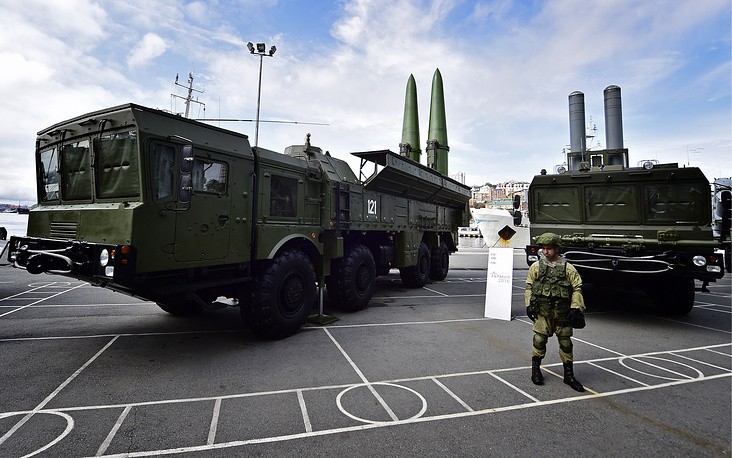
50,221 -> 78,239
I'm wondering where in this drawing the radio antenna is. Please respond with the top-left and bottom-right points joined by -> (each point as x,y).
172,72 -> 205,118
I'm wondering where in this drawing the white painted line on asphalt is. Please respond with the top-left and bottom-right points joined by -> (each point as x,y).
297,390 -> 313,433
0,329 -> 246,343
2,343 -> 728,457
618,356 -> 701,381
0,282 -> 68,301
485,370 -> 541,403
207,398 -> 222,445
656,316 -> 732,334
96,405 -> 131,456
0,335 -> 119,447
671,352 -> 731,372
571,336 -> 630,357
694,304 -> 731,313
321,317 -> 495,329
587,361 -> 650,387
0,302 -> 150,308
91,372 -> 732,458
705,348 -> 732,357
422,287 -> 448,297
430,377 -> 474,412
0,410 -> 75,457
324,328 -> 399,421
0,282 -> 87,317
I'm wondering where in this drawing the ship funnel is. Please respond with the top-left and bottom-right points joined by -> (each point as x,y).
603,85 -> 624,150
399,74 -> 421,162
427,68 -> 449,175
568,91 -> 586,155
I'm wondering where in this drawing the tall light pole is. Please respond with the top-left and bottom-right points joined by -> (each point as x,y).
247,42 -> 276,147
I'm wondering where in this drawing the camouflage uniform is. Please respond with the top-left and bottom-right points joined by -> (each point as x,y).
525,232 -> 586,392
525,256 -> 585,362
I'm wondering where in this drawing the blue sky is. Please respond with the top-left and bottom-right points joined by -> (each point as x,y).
0,0 -> 730,204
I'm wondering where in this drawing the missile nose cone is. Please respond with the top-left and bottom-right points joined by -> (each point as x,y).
427,68 -> 448,147
427,68 -> 449,175
400,74 -> 421,162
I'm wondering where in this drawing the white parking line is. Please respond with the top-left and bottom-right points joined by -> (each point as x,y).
296,390 -> 313,433
96,405 -> 131,456
207,398 -> 222,445
1,342 -> 728,457
324,328 -> 399,421
0,335 -> 119,448
89,372 -> 732,457
0,282 -> 87,317
430,377 -> 474,412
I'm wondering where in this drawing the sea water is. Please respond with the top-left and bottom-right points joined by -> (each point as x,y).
0,212 -> 28,239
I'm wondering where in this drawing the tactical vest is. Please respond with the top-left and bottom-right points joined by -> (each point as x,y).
531,259 -> 572,315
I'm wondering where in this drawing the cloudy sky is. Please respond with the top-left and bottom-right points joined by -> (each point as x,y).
0,0 -> 729,204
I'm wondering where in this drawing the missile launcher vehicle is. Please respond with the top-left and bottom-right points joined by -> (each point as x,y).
6,70 -> 471,338
525,86 -> 725,314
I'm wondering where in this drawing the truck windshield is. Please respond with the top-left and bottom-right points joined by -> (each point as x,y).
95,130 -> 140,199
60,140 -> 92,200
38,130 -> 140,203
39,147 -> 60,202
644,181 -> 708,224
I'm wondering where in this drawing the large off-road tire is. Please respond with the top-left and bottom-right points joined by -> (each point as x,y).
399,242 -> 431,288
652,278 -> 695,315
326,245 -> 376,311
156,294 -> 204,316
241,250 -> 316,338
429,241 -> 449,281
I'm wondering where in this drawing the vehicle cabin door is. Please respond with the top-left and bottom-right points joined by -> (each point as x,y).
174,151 -> 237,262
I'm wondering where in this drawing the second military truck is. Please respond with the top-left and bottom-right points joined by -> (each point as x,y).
525,86 -> 725,314
6,71 -> 471,338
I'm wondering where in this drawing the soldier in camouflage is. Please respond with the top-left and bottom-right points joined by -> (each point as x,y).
525,232 -> 585,392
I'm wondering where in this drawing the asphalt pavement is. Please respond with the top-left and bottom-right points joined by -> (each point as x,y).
0,246 -> 730,457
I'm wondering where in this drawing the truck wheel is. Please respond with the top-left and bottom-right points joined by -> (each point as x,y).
326,245 -> 376,311
653,278 -> 695,315
429,242 -> 449,281
241,250 -> 315,338
156,294 -> 203,316
400,242 -> 431,288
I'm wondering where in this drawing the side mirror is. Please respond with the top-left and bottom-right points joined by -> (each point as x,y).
721,190 -> 731,235
513,194 -> 521,210
181,144 -> 194,173
513,210 -> 523,226
179,174 -> 192,203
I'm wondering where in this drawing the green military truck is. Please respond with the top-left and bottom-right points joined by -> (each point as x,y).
525,86 -> 724,314
6,72 -> 470,337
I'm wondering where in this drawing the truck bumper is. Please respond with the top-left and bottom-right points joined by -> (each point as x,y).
6,236 -> 136,285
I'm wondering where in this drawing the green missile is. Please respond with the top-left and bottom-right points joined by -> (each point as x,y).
427,68 -> 449,175
400,74 -> 421,162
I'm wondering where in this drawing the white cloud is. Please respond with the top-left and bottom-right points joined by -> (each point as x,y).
127,33 -> 168,68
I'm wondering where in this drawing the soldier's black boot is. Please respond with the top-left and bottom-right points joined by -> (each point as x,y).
531,356 -> 544,385
563,362 -> 585,392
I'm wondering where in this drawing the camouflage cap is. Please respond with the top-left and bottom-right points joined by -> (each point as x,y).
535,232 -> 562,247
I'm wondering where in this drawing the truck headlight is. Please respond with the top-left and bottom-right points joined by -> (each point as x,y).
99,249 -> 110,267
692,256 -> 706,267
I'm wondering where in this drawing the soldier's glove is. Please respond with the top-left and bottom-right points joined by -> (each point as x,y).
526,307 -> 537,322
567,308 -> 581,324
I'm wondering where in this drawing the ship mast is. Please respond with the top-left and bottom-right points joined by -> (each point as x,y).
172,72 -> 205,118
